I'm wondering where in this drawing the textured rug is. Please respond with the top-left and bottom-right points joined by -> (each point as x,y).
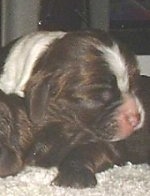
0,163 -> 149,196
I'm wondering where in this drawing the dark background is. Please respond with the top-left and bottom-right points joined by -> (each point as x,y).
38,0 -> 150,55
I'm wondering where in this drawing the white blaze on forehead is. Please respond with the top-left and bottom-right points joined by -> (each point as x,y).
97,43 -> 129,93
0,31 -> 66,97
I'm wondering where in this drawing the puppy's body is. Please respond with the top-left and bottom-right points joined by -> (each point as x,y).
0,30 -> 148,188
0,91 -> 31,177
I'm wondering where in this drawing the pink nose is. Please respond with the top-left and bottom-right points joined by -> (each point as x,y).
125,111 -> 141,129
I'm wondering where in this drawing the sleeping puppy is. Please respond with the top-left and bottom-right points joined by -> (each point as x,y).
0,30 -> 144,139
0,30 -> 146,188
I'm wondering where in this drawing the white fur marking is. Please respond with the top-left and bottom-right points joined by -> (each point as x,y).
0,31 -> 66,97
96,43 -> 145,129
97,43 -> 129,93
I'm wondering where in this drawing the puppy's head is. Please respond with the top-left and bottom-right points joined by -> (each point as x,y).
0,91 -> 31,177
25,31 -> 145,142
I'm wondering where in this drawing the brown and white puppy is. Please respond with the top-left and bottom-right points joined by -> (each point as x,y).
0,30 -> 146,188
0,30 -> 144,140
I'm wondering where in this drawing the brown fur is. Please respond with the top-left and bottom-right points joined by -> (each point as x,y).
0,31 -> 149,188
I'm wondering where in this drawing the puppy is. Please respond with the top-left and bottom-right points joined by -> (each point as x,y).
0,30 -> 146,188
0,30 -> 144,139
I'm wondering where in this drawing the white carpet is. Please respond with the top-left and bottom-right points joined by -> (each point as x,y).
0,163 -> 149,196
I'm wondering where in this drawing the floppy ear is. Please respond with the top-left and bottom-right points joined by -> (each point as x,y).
25,76 -> 52,124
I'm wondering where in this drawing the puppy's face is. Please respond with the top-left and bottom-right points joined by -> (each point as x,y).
25,31 -> 145,142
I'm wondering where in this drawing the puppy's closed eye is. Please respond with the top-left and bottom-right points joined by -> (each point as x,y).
98,88 -> 113,102
74,84 -> 120,109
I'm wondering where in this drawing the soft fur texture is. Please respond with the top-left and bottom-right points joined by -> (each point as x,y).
0,30 -> 148,188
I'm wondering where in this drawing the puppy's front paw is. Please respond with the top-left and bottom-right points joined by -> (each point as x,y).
52,161 -> 97,188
